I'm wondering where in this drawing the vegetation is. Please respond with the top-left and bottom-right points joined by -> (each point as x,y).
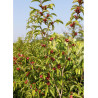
13,0 -> 84,98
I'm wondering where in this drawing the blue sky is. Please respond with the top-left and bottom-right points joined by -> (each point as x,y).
13,0 -> 74,42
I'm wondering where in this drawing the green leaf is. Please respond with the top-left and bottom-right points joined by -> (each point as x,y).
80,6 -> 84,14
70,85 -> 76,91
71,7 -> 76,11
72,5 -> 78,8
32,90 -> 35,97
32,25 -> 41,29
43,28 -> 48,31
50,89 -> 55,97
51,13 -> 57,16
65,21 -> 72,27
26,25 -> 30,29
26,31 -> 33,36
52,25 -> 54,30
71,12 -> 75,17
31,0 -> 40,3
48,4 -> 55,10
75,68 -> 78,75
54,19 -> 63,24
79,16 -> 83,20
78,30 -> 84,36
70,12 -> 75,21
74,20 -> 82,28
73,93 -> 82,98
42,0 -> 51,4
57,69 -> 60,76
73,0 -> 78,3
70,15 -> 74,21
29,6 -> 35,9
43,10 -> 49,13
58,80 -> 62,86
78,68 -> 81,74
39,84 -> 46,89
30,9 -> 37,15
34,30 -> 40,34
75,68 -> 81,75
45,85 -> 48,97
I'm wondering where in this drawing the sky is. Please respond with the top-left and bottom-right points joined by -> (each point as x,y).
13,0 -> 74,42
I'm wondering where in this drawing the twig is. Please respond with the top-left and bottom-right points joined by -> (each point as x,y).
61,66 -> 65,96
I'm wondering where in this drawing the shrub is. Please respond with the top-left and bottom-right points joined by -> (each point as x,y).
13,0 -> 84,98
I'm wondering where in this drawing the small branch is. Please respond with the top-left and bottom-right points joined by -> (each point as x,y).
52,65 -> 65,98
52,78 -> 61,97
56,85 -> 61,97
61,66 -> 65,96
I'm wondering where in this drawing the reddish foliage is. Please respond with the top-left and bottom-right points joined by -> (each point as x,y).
13,57 -> 17,61
52,67 -> 56,70
18,53 -> 21,57
35,88 -> 38,92
62,51 -> 65,55
31,61 -> 35,64
42,92 -> 45,95
14,62 -> 17,64
18,53 -> 24,57
46,73 -> 50,80
39,90 -> 41,94
57,64 -> 61,69
16,67 -> 20,71
51,22 -> 54,25
50,50 -> 54,54
26,57 -> 29,60
65,39 -> 69,42
40,75 -> 43,78
70,92 -> 73,94
47,14 -> 50,17
49,37 -> 54,41
78,0 -> 83,5
45,56 -> 47,58
41,44 -> 46,47
30,84 -> 32,88
46,77 -> 49,80
42,32 -> 45,35
44,6 -> 47,10
72,44 -> 76,46
47,81 -> 50,86
74,32 -> 77,36
43,18 -> 47,23
39,12 -> 43,16
68,57 -> 70,61
70,22 -> 75,27
51,57 -> 55,61
75,7 -> 81,14
70,95 -> 73,98
47,73 -> 50,78
24,80 -> 28,84
74,15 -> 79,20
41,6 -> 44,9
26,72 -> 30,76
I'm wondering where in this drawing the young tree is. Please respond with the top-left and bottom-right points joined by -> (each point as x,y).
66,0 -> 84,40
26,0 -> 63,42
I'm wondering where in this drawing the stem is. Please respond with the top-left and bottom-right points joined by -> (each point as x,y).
52,66 -> 65,98
52,78 -> 61,98
56,85 -> 61,97
61,66 -> 65,97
